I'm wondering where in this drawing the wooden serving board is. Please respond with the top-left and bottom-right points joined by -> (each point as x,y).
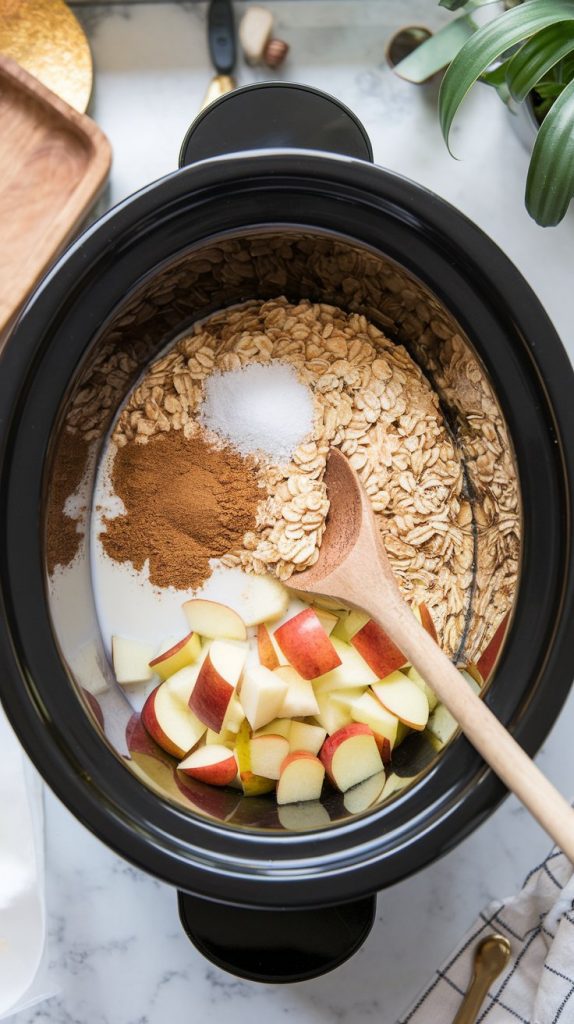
0,53 -> 111,339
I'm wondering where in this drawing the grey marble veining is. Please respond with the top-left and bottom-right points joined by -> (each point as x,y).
10,2 -> 574,1022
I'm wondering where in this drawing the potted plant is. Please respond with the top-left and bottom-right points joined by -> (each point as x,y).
393,0 -> 574,226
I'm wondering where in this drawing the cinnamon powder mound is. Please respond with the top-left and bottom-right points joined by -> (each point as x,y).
101,430 -> 262,590
46,431 -> 89,573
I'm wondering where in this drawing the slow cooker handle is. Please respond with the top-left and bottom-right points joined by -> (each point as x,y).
177,889 -> 376,983
178,82 -> 374,167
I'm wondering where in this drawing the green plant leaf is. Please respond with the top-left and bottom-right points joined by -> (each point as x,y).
439,0 -> 501,10
392,16 -> 476,83
526,76 -> 574,224
506,23 -> 574,102
534,81 -> 565,98
439,0 -> 574,150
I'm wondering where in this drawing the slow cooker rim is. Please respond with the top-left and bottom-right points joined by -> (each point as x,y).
0,150 -> 573,907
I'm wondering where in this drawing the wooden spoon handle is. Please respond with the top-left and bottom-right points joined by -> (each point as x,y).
362,584 -> 574,861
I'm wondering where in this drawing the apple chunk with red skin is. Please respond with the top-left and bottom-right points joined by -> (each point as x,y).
350,619 -> 408,679
183,599 -> 247,641
320,723 -> 384,792
178,744 -> 237,786
142,682 -> 206,759
257,623 -> 280,670
476,612 -> 510,681
371,672 -> 429,731
274,608 -> 342,680
189,640 -> 248,732
276,751 -> 325,805
149,631 -> 201,681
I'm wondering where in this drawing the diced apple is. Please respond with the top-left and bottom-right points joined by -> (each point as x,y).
274,608 -> 342,680
315,691 -> 353,735
178,744 -> 237,786
311,606 -> 339,636
343,771 -> 387,814
112,636 -> 156,685
276,752 -> 325,805
459,668 -> 482,695
206,727 -> 236,748
164,664 -> 201,705
189,640 -> 248,731
329,687 -> 368,709
236,574 -> 289,626
234,720 -> 276,796
464,663 -> 484,689
426,704 -> 458,748
220,693 -> 246,734
476,612 -> 510,681
395,720 -> 410,748
347,690 -> 399,747
254,717 -> 292,739
275,666 -> 320,718
314,637 -> 378,692
320,723 -> 383,792
381,773 -> 415,802
288,720 -> 327,756
311,595 -> 348,613
413,602 -> 439,644
257,623 -> 281,670
149,631 -> 201,681
239,663 -> 288,731
183,599 -> 247,641
351,620 -> 408,678
142,682 -> 206,758
278,801 -> 331,830
331,609 -> 370,644
372,673 -> 429,731
404,666 -> 438,712
249,734 -> 290,780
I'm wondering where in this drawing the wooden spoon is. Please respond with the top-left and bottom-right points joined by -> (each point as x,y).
292,448 -> 574,860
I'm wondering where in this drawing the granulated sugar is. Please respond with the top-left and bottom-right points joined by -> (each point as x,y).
199,362 -> 315,462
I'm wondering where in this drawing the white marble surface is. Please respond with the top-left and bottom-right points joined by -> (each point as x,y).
11,2 -> 574,1021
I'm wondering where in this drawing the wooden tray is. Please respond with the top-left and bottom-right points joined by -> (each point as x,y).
0,53 -> 111,339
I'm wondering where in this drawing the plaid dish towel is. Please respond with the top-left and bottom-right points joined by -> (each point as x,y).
399,844 -> 574,1023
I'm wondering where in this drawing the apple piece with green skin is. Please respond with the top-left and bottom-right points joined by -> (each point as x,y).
288,720 -> 327,756
343,770 -> 387,814
183,598 -> 247,641
189,640 -> 248,732
278,801 -> 331,830
320,723 -> 383,792
331,609 -> 370,644
239,662 -> 288,731
236,574 -> 289,626
178,744 -> 238,786
275,666 -> 320,718
254,717 -> 292,739
249,734 -> 290,780
276,751 -> 325,805
234,720 -> 276,796
257,623 -> 281,670
351,619 -> 408,679
404,665 -> 438,713
274,608 -> 342,680
476,612 -> 510,681
314,637 -> 378,692
149,631 -> 201,681
142,682 -> 207,759
426,704 -> 458,749
413,602 -> 439,644
311,606 -> 339,636
112,636 -> 156,684
315,691 -> 353,735
372,672 -> 429,731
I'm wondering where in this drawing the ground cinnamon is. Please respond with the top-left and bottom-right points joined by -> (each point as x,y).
46,431 -> 89,573
101,429 -> 262,590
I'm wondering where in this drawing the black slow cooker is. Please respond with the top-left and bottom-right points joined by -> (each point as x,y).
1,85 -> 574,983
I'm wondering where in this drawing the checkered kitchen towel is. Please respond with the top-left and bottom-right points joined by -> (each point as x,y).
399,845 -> 574,1023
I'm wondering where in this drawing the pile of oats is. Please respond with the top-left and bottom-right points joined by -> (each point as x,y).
112,297 -> 475,653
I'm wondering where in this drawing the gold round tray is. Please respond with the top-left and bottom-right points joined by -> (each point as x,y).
0,0 -> 93,113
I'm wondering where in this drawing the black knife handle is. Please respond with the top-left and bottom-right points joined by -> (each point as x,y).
208,0 -> 236,75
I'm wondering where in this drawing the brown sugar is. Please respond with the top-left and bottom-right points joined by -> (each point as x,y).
46,431 -> 89,573
101,429 -> 262,590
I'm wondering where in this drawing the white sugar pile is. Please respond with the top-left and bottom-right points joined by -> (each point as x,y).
199,362 -> 315,462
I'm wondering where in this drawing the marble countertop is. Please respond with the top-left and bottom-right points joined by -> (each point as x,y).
12,2 -> 574,1022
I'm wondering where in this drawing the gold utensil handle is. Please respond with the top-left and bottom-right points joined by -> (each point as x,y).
201,73 -> 235,111
452,935 -> 511,1024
